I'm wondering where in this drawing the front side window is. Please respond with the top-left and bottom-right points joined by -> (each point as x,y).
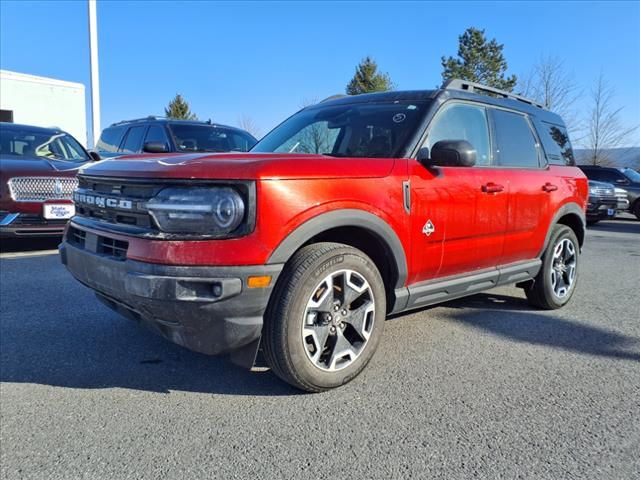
120,126 -> 147,153
0,127 -> 89,162
492,110 -> 540,168
252,101 -> 430,158
425,103 -> 491,166
144,125 -> 169,149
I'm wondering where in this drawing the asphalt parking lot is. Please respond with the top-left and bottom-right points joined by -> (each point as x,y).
1,218 -> 639,480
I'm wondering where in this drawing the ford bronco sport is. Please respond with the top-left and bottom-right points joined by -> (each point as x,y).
60,80 -> 588,392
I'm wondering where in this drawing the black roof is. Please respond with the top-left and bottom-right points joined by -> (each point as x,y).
108,116 -> 252,136
316,79 -> 564,125
0,122 -> 65,134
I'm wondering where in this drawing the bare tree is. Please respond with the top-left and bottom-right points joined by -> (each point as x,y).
518,56 -> 581,134
237,115 -> 262,139
584,73 -> 638,165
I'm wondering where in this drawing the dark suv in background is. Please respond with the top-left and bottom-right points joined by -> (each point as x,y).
579,165 -> 640,219
95,117 -> 258,158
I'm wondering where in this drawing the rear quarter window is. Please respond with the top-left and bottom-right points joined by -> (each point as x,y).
539,122 -> 575,166
96,126 -> 127,153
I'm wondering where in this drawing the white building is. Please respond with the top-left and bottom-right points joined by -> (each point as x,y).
0,69 -> 87,146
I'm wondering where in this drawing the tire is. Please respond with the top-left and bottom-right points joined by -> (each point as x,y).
262,242 -> 386,392
525,225 -> 580,310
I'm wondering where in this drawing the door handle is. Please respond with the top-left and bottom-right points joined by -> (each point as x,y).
481,182 -> 504,194
542,183 -> 558,192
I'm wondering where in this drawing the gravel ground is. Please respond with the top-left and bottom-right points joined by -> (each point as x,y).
1,218 -> 639,479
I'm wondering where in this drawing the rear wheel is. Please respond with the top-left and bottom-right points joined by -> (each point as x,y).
262,242 -> 386,392
525,225 -> 580,310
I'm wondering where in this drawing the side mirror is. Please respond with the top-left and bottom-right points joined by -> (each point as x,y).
418,140 -> 476,167
143,142 -> 169,153
88,151 -> 101,161
616,178 -> 630,185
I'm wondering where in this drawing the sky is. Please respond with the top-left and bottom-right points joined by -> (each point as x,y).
1,0 -> 639,147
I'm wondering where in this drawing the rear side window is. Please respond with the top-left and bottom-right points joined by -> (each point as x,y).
426,103 -> 491,166
120,126 -> 147,153
541,122 -> 575,166
96,126 -> 126,153
491,110 -> 539,168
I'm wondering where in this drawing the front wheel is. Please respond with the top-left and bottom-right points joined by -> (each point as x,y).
262,242 -> 386,392
524,225 -> 580,310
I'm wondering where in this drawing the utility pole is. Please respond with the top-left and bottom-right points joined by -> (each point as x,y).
88,0 -> 100,147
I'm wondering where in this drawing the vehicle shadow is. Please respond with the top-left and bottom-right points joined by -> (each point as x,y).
0,237 -> 62,253
0,300 -> 300,397
588,219 -> 640,235
441,293 -> 640,362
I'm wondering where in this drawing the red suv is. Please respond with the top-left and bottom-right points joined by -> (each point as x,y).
60,80 -> 588,392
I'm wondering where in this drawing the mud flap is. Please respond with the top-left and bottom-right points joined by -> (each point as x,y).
229,336 -> 261,369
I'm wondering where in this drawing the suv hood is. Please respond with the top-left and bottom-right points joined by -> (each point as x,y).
77,152 -> 396,180
0,155 -> 88,175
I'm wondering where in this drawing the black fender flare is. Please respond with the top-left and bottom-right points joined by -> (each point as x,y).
267,209 -> 408,289
540,202 -> 586,256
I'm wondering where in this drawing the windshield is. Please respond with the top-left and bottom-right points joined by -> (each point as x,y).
252,100 -> 430,158
621,168 -> 640,183
168,124 -> 256,152
0,127 -> 89,162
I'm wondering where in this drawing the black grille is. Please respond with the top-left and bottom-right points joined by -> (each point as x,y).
69,226 -> 86,248
74,176 -> 161,230
98,236 -> 128,260
67,226 -> 128,261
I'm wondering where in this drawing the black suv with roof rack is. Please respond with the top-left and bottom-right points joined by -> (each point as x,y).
578,165 -> 640,219
95,117 -> 258,159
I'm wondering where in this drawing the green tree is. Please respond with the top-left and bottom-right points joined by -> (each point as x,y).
164,94 -> 197,120
441,27 -> 517,91
346,56 -> 394,95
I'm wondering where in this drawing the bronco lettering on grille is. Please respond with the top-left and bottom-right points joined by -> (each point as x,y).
74,192 -> 133,210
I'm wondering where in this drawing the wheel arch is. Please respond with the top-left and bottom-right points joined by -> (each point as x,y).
541,202 -> 586,255
267,209 -> 408,310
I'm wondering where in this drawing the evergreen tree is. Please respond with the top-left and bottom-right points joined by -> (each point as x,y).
164,94 -> 197,120
346,57 -> 394,95
441,27 -> 517,91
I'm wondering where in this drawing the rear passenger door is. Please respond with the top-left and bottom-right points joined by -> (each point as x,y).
489,109 -> 552,263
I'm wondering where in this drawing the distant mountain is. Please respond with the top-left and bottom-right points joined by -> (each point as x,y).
574,147 -> 640,168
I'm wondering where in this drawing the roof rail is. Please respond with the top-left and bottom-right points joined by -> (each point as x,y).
442,78 -> 545,109
111,115 -> 166,126
320,94 -> 348,103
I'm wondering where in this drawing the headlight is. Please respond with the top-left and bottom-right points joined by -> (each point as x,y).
146,187 -> 245,234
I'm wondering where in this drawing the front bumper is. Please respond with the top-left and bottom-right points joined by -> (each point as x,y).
1,212 -> 67,237
60,234 -> 283,360
586,197 -> 617,221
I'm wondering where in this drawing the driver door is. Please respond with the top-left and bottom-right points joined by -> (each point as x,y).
409,102 -> 509,284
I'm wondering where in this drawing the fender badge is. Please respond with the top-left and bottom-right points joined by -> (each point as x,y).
422,219 -> 435,236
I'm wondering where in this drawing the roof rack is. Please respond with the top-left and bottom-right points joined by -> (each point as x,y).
442,78 -> 545,109
111,116 -> 167,126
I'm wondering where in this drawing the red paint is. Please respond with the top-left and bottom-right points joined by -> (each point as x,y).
72,153 -> 588,290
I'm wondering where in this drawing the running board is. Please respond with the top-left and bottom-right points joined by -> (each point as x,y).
403,260 -> 541,311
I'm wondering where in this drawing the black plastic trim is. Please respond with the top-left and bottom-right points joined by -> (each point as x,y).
267,209 -> 408,289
